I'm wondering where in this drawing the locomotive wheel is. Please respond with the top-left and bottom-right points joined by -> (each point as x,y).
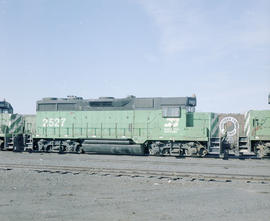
256,144 -> 268,158
198,148 -> 207,157
0,140 -> 4,150
75,145 -> 84,154
149,148 -> 157,156
45,145 -> 51,152
59,146 -> 65,154
256,148 -> 265,158
149,143 -> 161,156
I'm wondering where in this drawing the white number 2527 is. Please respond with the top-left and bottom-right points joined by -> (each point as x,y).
42,118 -> 66,127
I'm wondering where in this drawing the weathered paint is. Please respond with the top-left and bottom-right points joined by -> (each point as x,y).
245,110 -> 270,141
0,113 -> 24,137
0,113 -> 11,138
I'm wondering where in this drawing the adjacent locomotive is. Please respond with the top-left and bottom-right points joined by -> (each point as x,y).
0,100 -> 35,151
244,110 -> 270,157
1,100 -> 12,149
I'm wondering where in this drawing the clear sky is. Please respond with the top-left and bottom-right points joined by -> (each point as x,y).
0,0 -> 269,114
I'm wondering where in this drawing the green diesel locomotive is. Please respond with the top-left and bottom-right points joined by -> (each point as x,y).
34,95 -> 210,156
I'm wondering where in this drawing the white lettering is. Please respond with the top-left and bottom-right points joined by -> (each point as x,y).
42,118 -> 66,127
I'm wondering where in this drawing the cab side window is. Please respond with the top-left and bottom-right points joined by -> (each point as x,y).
162,106 -> 181,118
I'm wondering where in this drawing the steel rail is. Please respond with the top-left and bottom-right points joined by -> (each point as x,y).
0,163 -> 269,182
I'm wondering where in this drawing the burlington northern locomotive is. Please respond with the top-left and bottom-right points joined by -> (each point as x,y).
1,95 -> 270,158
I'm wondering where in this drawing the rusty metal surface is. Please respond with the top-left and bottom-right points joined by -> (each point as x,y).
211,113 -> 245,145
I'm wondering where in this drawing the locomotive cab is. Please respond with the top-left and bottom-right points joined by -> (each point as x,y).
0,100 -> 13,114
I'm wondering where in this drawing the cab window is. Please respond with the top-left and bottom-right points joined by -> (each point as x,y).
162,106 -> 181,118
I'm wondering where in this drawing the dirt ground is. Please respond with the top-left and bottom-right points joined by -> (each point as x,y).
0,152 -> 270,221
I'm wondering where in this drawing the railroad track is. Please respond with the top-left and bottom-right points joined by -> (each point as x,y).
0,163 -> 269,183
